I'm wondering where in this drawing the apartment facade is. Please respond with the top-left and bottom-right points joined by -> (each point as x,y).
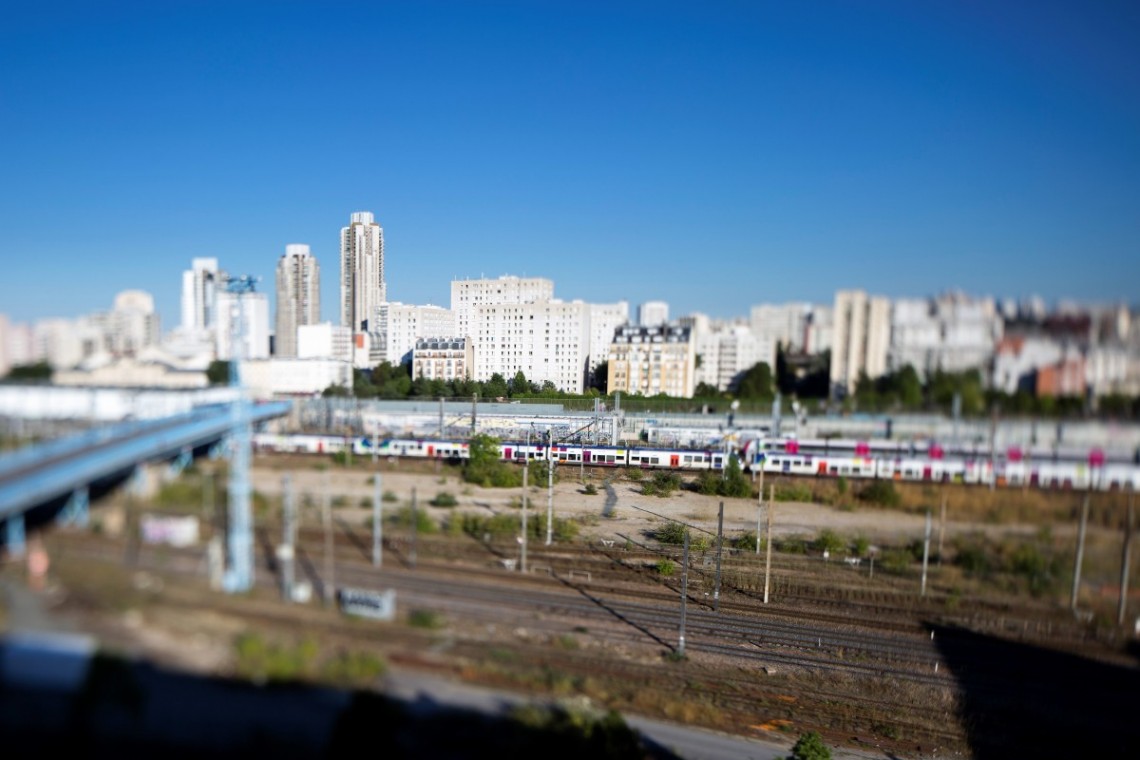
340,211 -> 385,333
412,337 -> 472,383
830,289 -> 890,396
608,325 -> 695,398
274,244 -> 320,358
450,275 -> 554,341
470,299 -> 589,393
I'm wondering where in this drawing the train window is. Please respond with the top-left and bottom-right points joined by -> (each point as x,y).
630,456 -> 640,462
683,455 -> 692,463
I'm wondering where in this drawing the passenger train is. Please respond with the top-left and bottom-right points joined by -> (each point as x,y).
251,432 -> 1140,492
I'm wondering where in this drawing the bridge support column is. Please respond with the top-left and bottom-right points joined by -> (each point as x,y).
4,514 -> 26,559
168,447 -> 193,479
207,439 -> 226,461
58,486 -> 90,528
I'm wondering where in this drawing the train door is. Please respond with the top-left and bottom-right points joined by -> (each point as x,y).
670,454 -> 679,468
923,466 -> 932,481
584,450 -> 592,464
427,445 -> 434,458
504,447 -> 512,460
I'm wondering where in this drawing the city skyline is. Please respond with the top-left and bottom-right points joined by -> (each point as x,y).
2,2 -> 1138,329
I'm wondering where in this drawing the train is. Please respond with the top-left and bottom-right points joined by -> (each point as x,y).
252,432 -> 1140,492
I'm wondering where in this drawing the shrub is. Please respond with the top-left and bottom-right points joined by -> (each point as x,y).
641,471 -> 682,497
655,559 -> 676,576
430,492 -> 458,507
790,730 -> 832,760
626,467 -> 644,481
382,490 -> 398,503
775,482 -> 813,502
851,535 -> 870,557
408,609 -> 442,629
583,483 -> 598,495
732,530 -> 761,551
858,480 -> 901,508
390,507 -> 437,534
656,522 -> 688,545
880,548 -> 913,575
812,529 -> 846,555
836,475 -> 848,495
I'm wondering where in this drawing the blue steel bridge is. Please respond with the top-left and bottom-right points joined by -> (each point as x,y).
0,401 -> 291,556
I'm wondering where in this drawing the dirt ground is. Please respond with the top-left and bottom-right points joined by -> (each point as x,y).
248,459 -> 1052,552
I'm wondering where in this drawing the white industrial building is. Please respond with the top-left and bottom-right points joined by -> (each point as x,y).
297,322 -> 353,362
242,358 -> 352,399
693,322 -> 775,392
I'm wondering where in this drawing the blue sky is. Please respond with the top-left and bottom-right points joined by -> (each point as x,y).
1,1 -> 1137,330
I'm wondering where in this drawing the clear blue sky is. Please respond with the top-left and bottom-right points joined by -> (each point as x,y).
2,0 -> 1137,330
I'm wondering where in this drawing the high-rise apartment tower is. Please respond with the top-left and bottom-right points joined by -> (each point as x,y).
340,211 -> 385,333
275,244 -> 320,357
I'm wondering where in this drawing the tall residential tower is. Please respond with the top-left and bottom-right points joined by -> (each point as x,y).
340,211 -> 385,334
275,244 -> 320,357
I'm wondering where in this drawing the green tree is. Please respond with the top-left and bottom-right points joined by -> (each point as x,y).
205,360 -> 229,386
509,370 -> 531,396
736,362 -> 773,400
589,360 -> 608,394
463,434 -> 520,488
789,730 -> 831,760
484,373 -> 508,399
694,382 -> 722,398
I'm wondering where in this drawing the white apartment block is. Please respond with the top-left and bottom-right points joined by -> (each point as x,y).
33,318 -> 104,369
694,324 -> 775,392
376,302 -> 456,365
412,338 -> 473,383
88,290 -> 162,358
215,291 -> 270,361
340,211 -> 385,334
750,302 -> 810,352
180,257 -> 220,334
637,300 -> 669,328
830,289 -> 891,395
588,301 -> 629,376
451,275 -> 554,341
471,299 -> 589,393
275,244 -> 320,358
608,325 -> 695,398
297,322 -> 353,362
888,293 -> 1003,379
804,306 -> 833,354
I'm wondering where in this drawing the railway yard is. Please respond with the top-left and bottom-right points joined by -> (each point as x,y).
5,453 -> 1140,758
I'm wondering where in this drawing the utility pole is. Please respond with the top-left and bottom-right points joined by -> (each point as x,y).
410,487 -> 418,570
521,456 -> 528,573
756,468 -> 764,555
764,483 -> 774,604
439,396 -> 444,439
1071,492 -> 1090,613
921,509 -> 932,598
471,393 -> 477,435
714,501 -> 724,612
546,429 -> 554,546
1118,491 -> 1133,626
678,530 -> 689,656
937,490 -> 947,568
281,474 -> 295,602
322,469 -> 333,608
372,473 -> 382,568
